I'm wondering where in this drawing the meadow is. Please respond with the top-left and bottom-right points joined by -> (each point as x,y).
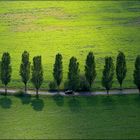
0,93 -> 140,139
0,1 -> 140,89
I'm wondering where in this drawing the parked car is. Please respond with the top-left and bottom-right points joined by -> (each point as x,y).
65,90 -> 74,95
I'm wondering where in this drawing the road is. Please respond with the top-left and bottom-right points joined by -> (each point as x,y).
0,88 -> 139,96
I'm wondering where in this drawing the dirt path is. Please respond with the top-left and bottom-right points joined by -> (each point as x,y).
0,88 -> 139,96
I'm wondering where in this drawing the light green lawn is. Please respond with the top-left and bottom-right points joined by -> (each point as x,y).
0,1 -> 140,89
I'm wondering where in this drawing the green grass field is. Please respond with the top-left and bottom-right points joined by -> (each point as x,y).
0,94 -> 140,139
0,1 -> 140,89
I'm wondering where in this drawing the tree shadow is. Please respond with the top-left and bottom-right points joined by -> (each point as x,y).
53,94 -> 64,106
86,96 -> 98,106
31,98 -> 44,111
68,97 -> 81,112
0,96 -> 12,109
102,96 -> 116,109
134,95 -> 140,106
115,94 -> 129,105
15,92 -> 31,105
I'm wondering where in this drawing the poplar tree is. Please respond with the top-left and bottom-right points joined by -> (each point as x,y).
68,57 -> 80,91
116,51 -> 127,90
31,56 -> 43,98
85,52 -> 96,89
1,52 -> 12,95
20,51 -> 30,93
133,55 -> 140,93
102,57 -> 114,95
53,53 -> 63,91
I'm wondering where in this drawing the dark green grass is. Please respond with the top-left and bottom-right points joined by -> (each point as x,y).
0,93 -> 140,139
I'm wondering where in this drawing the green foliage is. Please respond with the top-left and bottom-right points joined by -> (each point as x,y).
49,81 -> 57,91
64,80 -> 68,90
68,57 -> 80,91
0,61 -> 1,78
102,57 -> 114,94
79,75 -> 90,91
116,51 -> 127,89
31,56 -> 43,97
85,52 -> 96,89
133,55 -> 140,93
1,52 -> 12,94
53,53 -> 63,89
20,51 -> 30,93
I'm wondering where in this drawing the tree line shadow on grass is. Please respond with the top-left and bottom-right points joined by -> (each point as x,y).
16,93 -> 82,113
15,92 -> 44,111
68,97 -> 81,112
18,93 -> 82,112
1,92 -> 140,111
134,94 -> 140,106
0,93 -> 118,111
0,93 -> 45,111
102,96 -> 116,106
100,94 -> 140,108
53,94 -> 64,106
86,95 -> 99,106
52,94 -> 81,112
0,95 -> 12,109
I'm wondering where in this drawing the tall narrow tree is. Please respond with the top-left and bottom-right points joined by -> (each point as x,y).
85,52 -> 96,89
31,56 -> 43,98
116,51 -> 127,90
1,52 -> 12,95
68,57 -> 80,91
0,61 -> 1,79
20,51 -> 30,93
53,53 -> 63,91
102,57 -> 114,95
133,55 -> 140,93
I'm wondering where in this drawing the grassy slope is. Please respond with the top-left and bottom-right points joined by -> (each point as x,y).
0,94 -> 140,139
0,1 -> 140,89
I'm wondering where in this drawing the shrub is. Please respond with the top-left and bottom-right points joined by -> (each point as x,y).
64,80 -> 68,91
49,81 -> 57,91
68,57 -> 80,91
78,75 -> 90,91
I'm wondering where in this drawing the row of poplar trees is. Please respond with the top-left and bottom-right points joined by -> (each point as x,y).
0,51 -> 140,97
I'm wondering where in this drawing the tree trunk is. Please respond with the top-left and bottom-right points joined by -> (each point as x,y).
139,88 -> 140,95
25,83 -> 27,94
36,89 -> 39,98
120,84 -> 122,91
89,83 -> 92,91
5,85 -> 7,96
107,89 -> 109,95
89,85 -> 92,92
57,85 -> 60,94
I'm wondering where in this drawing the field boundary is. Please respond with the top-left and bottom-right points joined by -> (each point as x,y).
0,0 -> 140,2
0,88 -> 139,96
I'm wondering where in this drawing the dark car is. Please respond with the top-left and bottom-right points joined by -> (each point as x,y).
65,90 -> 74,95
